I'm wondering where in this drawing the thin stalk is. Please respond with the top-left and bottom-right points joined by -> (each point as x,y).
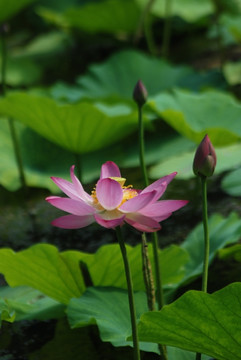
200,176 -> 210,293
134,0 -> 157,55
161,0 -> 173,58
8,118 -> 27,192
138,103 -> 167,360
115,227 -> 140,360
138,104 -> 149,186
1,29 -> 27,193
196,176 -> 210,360
1,29 -> 7,96
142,233 -> 156,311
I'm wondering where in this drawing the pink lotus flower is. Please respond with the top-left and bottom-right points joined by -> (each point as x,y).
46,161 -> 187,232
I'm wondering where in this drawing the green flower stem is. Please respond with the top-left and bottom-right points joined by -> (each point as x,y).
115,227 -> 140,360
161,0 -> 173,58
138,103 -> 164,309
138,104 -> 167,360
142,233 -> 155,311
201,176 -> 209,293
138,104 -> 149,186
196,176 -> 210,360
1,30 -> 27,193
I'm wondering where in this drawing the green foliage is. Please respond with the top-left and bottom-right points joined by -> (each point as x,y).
0,243 -> 188,304
0,92 -> 139,154
64,0 -> 141,34
38,0 -> 141,34
0,57 -> 41,86
67,286 -> 158,353
219,243 -> 241,262
180,212 -> 241,285
149,143 -> 241,179
0,286 -> 65,321
76,50 -> 225,100
0,299 -> 15,326
136,0 -> 214,22
223,61 -> 241,85
0,0 -> 36,22
0,119 -> 75,191
149,89 -> 241,145
137,282 -> 241,360
221,167 -> 241,196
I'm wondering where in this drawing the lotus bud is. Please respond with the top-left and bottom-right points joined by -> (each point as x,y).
133,80 -> 148,107
193,135 -> 217,177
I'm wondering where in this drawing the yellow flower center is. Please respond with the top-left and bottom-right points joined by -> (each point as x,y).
91,177 -> 138,209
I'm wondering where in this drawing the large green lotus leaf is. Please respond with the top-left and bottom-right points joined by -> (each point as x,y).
39,0 -> 141,34
137,282 -> 241,360
0,119 -> 76,192
180,212 -> 241,285
0,92 -> 139,154
0,286 -> 65,322
64,0 -> 141,34
0,243 -> 188,304
76,50 -> 225,100
0,0 -> 36,22
135,0 -> 214,22
0,118 -> 192,192
221,167 -> 241,196
78,243 -> 189,291
0,245 -> 85,304
149,89 -> 241,145
67,286 -> 158,353
149,143 -> 241,179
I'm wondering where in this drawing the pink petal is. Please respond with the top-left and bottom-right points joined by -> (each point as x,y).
100,161 -> 121,179
125,218 -> 160,232
96,178 -> 123,210
125,213 -> 160,232
153,213 -> 172,222
141,173 -> 177,198
52,214 -> 94,229
46,196 -> 96,216
51,177 -> 80,200
119,191 -> 157,213
70,165 -> 92,202
50,166 -> 92,202
140,200 -> 188,218
94,214 -> 125,229
142,183 -> 167,203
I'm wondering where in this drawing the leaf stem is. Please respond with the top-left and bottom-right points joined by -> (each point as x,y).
1,28 -> 27,193
196,176 -> 210,360
115,227 -> 140,360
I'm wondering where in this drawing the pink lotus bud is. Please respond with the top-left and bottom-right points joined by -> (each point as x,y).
193,135 -> 217,177
133,80 -> 148,107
